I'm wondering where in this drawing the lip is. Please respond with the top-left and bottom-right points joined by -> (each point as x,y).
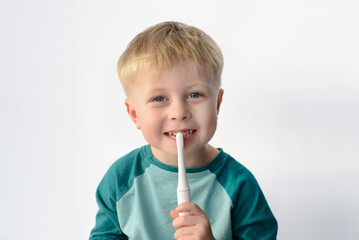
164,129 -> 197,145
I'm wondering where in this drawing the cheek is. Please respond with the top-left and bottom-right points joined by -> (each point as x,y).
138,111 -> 163,141
195,104 -> 218,134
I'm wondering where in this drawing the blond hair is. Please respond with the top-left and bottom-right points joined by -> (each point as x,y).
117,21 -> 223,92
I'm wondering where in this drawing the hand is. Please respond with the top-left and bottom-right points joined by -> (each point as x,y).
170,202 -> 215,240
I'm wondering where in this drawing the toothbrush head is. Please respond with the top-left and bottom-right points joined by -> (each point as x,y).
176,132 -> 184,150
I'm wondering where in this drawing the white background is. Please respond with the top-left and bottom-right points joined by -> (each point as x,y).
1,0 -> 358,239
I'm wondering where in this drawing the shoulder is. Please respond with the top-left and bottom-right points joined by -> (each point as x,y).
210,150 -> 261,202
211,150 -> 256,183
108,146 -> 147,171
97,145 -> 152,200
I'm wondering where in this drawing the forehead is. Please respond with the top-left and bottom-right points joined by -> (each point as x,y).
134,61 -> 215,88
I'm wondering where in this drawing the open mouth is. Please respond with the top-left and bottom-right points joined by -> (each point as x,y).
165,130 -> 195,139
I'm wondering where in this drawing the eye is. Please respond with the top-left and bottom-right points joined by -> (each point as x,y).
152,96 -> 166,102
187,92 -> 201,99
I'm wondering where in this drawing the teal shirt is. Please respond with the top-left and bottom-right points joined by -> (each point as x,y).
90,145 -> 277,239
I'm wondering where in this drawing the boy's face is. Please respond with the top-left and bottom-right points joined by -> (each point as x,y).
125,61 -> 223,166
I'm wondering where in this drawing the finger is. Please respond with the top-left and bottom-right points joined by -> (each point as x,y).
175,202 -> 204,216
170,209 -> 179,219
174,226 -> 195,239
172,214 -> 201,229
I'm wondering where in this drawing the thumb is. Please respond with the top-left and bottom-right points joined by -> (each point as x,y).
175,202 -> 204,216
170,209 -> 179,219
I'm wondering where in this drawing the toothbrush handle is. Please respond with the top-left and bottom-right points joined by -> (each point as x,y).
176,132 -> 191,216
177,188 -> 191,216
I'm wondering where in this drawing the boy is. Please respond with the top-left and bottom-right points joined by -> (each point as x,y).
90,21 -> 277,239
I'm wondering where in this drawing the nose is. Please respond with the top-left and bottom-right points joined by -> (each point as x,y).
168,100 -> 191,121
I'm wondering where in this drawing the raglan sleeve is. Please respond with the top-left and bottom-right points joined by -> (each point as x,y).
232,172 -> 278,240
89,167 -> 128,240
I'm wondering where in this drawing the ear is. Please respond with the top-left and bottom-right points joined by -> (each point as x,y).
216,89 -> 224,115
124,99 -> 141,129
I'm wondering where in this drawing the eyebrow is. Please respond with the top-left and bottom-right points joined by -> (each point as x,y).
186,83 -> 211,89
143,87 -> 167,96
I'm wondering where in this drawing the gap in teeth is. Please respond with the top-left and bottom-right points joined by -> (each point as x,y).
168,130 -> 194,138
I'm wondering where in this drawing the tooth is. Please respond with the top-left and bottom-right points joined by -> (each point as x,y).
167,130 -> 194,138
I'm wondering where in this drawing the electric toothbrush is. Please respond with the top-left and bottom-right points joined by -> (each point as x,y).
176,132 -> 191,216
